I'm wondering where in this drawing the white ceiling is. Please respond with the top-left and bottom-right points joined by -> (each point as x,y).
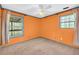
1,4 -> 79,18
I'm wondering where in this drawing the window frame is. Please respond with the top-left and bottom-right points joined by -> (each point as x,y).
8,14 -> 24,39
60,13 -> 76,29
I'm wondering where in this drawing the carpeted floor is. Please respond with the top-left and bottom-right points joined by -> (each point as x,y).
0,38 -> 79,55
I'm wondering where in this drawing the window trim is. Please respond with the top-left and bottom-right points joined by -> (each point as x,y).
60,13 -> 77,29
8,14 -> 24,39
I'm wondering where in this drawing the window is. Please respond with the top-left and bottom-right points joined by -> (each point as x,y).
60,13 -> 76,28
9,14 -> 24,38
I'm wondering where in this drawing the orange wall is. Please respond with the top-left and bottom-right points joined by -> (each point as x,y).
0,9 -> 5,45
41,9 -> 77,46
0,8 -> 78,46
1,9 -> 40,45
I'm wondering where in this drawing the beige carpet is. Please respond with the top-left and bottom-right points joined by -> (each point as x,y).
0,38 -> 79,55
